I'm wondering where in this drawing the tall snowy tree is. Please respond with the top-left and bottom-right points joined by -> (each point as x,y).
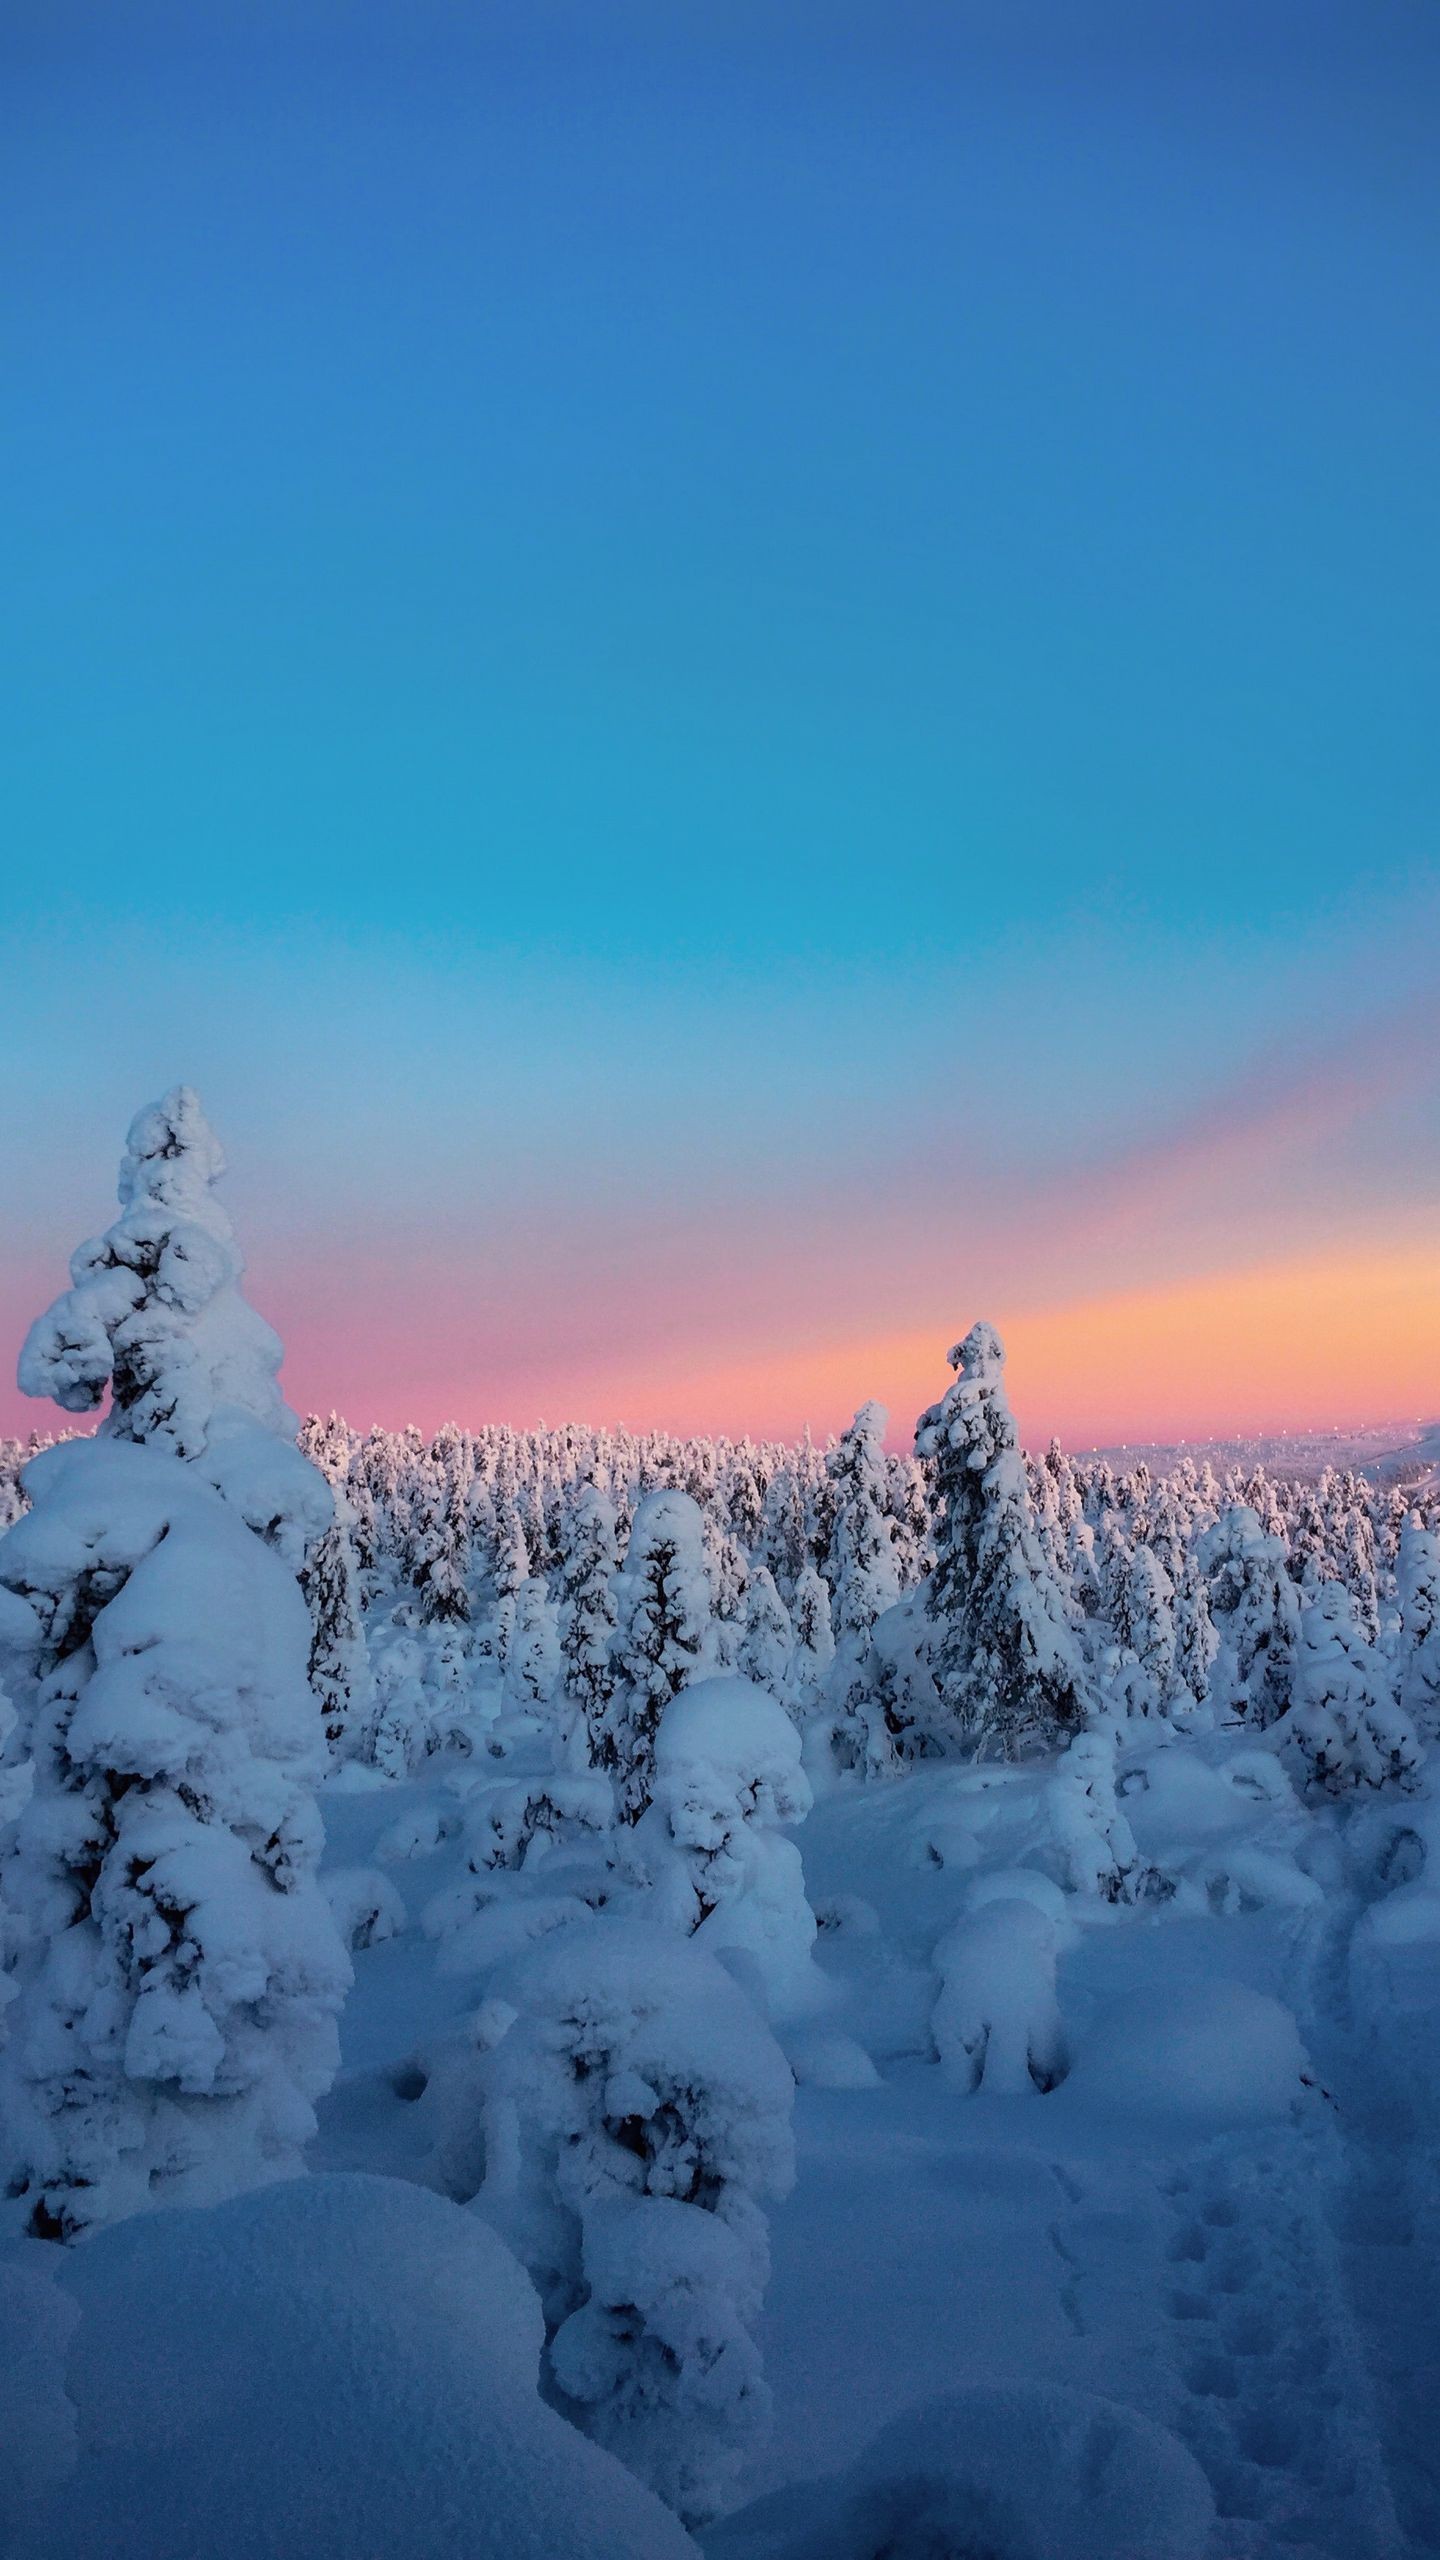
558,1480 -> 621,1766
2,1090 -> 348,2238
301,1498 -> 375,1755
1200,1505 -> 1299,1728
916,1323 -> 1092,1756
602,1490 -> 712,1822
1286,1579 -> 1420,1797
824,1403 -> 901,1643
737,1566 -> 793,1697
789,1563 -> 835,1700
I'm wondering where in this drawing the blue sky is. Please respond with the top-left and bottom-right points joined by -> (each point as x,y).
3,0 -> 1438,1440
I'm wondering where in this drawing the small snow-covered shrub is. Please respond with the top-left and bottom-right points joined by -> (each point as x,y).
1047,1729 -> 1167,1904
469,1772 -> 614,1873
628,1677 -> 822,2020
323,1866 -> 407,1950
374,1801 -> 462,1863
931,1898 -> 1068,2096
478,1913 -> 794,2521
550,2194 -> 768,2520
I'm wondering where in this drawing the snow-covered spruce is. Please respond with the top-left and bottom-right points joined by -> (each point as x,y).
477,1913 -> 795,2522
1397,1516 -> 1440,1735
626,1676 -> 821,2018
558,1479 -> 621,1766
1283,1578 -> 1420,1797
301,1497 -> 375,1756
601,1490 -> 713,1821
0,1443 -> 350,2238
1,1090 -> 348,2238
787,1562 -> 834,1703
1199,1503 -> 1300,1729
737,1565 -> 793,1697
1048,1727 -> 1164,1903
18,1084 -> 328,1568
917,1322 -> 1093,1757
503,1577 -> 560,1716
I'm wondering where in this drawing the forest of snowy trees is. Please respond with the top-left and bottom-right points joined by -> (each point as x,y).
3,1092 -> 1439,2560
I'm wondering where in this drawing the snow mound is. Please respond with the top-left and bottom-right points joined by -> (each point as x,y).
707,2380 -> 1214,2560
1071,1980 -> 1309,2124
13,2171 -> 699,2560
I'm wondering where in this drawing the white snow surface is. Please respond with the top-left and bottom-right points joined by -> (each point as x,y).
2,2172 -> 698,2560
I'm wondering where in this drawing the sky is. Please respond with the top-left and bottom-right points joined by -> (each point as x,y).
2,0 -> 1438,1450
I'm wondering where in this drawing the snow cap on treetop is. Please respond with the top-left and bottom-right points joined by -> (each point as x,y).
950,1320 -> 1005,1376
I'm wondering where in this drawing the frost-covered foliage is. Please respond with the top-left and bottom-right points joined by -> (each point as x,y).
918,1324 -> 1092,1757
627,1677 -> 819,2017
603,1491 -> 713,1822
0,1444 -> 349,2238
477,1914 -> 795,2521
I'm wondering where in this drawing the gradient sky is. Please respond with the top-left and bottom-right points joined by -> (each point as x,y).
3,0 -> 1438,1448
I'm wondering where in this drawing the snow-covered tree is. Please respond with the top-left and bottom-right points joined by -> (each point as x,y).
1286,1580 -> 1420,1798
18,1086 -> 327,1568
1396,1518 -> 1440,1736
917,1323 -> 1092,1757
788,1564 -> 834,1700
758,1466 -> 807,1603
1,1092 -> 349,2239
1048,1729 -> 1159,1901
478,1914 -> 794,2523
503,1578 -> 561,1714
602,1491 -> 712,1823
1200,1505 -> 1299,1728
626,1676 -> 819,2018
737,1567 -> 792,1697
558,1481 -> 621,1766
301,1499 -> 375,1756
932,1898 -> 1068,2097
824,1402 -> 901,1644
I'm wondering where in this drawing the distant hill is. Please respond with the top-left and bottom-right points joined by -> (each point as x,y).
1076,1420 -> 1440,1487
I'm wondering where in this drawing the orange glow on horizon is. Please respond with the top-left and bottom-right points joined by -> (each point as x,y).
534,1241 -> 1440,1448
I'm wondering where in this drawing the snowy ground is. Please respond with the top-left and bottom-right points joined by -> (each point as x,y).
310,1729 -> 1440,2560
